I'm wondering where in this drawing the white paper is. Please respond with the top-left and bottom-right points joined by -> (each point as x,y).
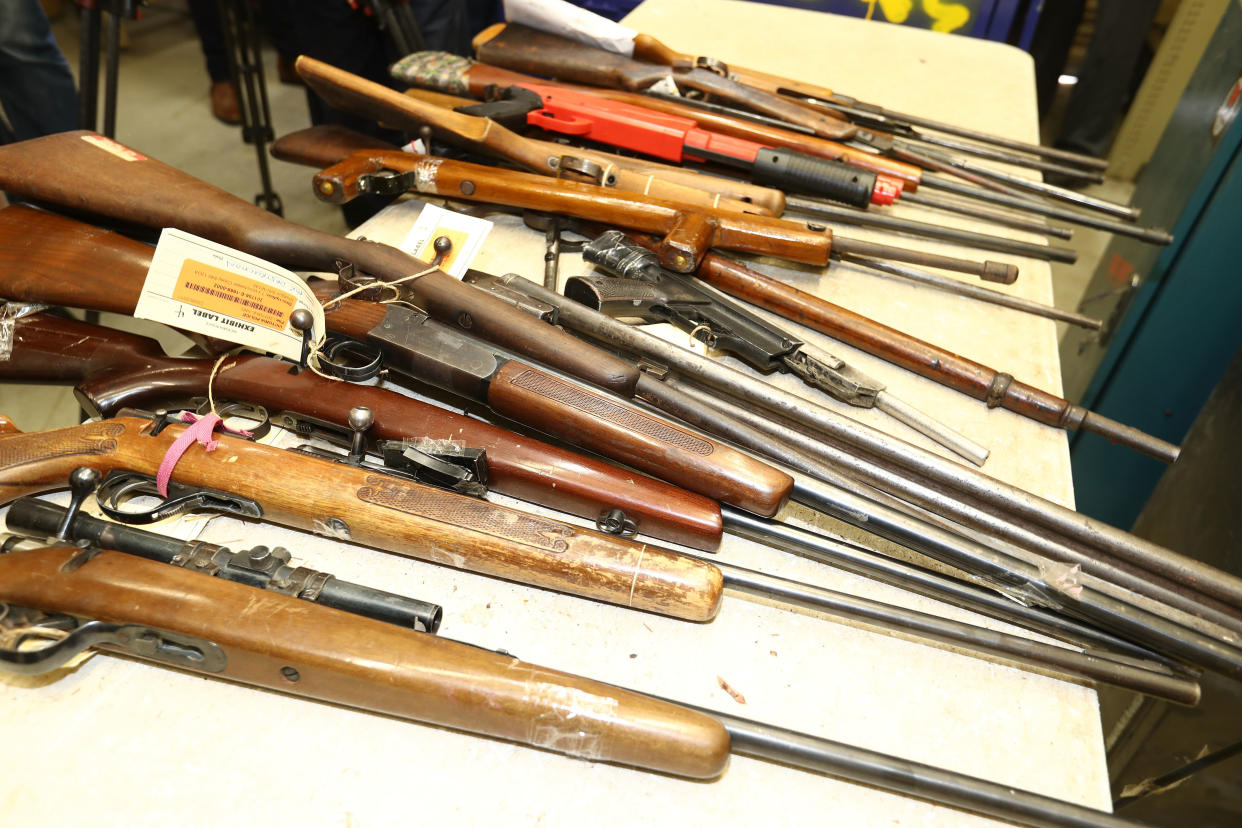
503,0 -> 637,56
134,228 -> 326,362
398,203 -> 494,279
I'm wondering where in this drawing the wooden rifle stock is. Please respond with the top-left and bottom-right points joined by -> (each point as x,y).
0,417 -> 724,620
0,545 -> 730,777
0,131 -> 636,397
0,312 -> 724,550
472,24 -> 856,142
0,206 -> 793,517
291,56 -> 773,214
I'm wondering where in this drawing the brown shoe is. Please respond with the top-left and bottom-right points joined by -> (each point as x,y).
210,81 -> 241,125
276,54 -> 303,86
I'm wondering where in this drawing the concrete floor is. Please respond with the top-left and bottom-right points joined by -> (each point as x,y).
2,2 -> 1123,433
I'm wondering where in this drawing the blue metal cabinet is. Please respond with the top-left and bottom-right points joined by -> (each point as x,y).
1063,5 -> 1242,529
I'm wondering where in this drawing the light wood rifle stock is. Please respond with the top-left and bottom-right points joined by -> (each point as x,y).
0,206 -> 793,517
0,312 -> 724,550
0,417 -> 724,620
292,56 -> 774,214
0,545 -> 730,777
0,131 -> 636,397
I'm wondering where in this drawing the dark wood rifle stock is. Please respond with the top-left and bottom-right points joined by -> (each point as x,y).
0,545 -> 730,777
472,24 -> 857,142
0,416 -> 723,620
0,206 -> 793,516
0,312 -> 724,550
291,56 -> 774,214
0,131 -> 636,397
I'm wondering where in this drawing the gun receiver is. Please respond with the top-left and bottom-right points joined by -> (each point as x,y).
0,311 -> 723,549
0,415 -> 724,621
0,544 -> 729,777
0,130 -> 635,397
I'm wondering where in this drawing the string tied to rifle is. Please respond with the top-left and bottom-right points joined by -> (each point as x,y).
156,412 -> 253,497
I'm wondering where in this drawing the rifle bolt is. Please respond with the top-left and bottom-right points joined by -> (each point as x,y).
280,667 -> 300,682
460,180 -> 476,196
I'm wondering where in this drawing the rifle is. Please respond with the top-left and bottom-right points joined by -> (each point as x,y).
0,413 -> 724,620
0,130 -> 635,398
0,310 -> 724,550
0,542 -> 1145,825
12,463 -> 1202,703
568,230 -> 989,466
0,204 -> 792,518
276,125 -> 1102,328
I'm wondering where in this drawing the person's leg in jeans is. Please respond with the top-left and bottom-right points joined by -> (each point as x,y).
0,0 -> 78,144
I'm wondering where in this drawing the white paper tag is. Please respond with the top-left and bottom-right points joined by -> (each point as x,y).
134,228 -> 326,362
398,203 -> 493,279
503,0 -> 637,56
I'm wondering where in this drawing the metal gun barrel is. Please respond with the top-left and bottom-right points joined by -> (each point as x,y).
784,195 -> 1077,263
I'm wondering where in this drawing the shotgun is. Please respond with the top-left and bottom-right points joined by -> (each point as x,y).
0,311 -> 724,550
0,204 -> 792,517
0,414 -> 724,620
0,542 -> 1145,826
